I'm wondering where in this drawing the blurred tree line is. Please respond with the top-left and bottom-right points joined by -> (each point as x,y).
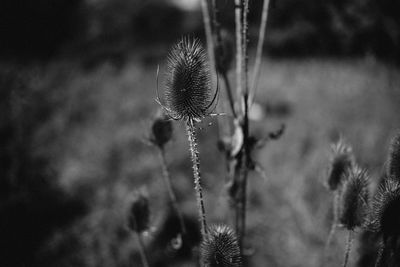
0,0 -> 399,63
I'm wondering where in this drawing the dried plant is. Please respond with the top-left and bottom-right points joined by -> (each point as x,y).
338,166 -> 369,267
371,178 -> 400,267
157,37 -> 219,239
324,138 -> 355,255
201,224 -> 242,267
387,131 -> 400,181
128,190 -> 150,267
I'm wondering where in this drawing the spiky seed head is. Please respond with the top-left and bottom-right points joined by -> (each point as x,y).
201,224 -> 242,267
128,190 -> 150,233
215,29 -> 234,74
327,139 -> 354,191
164,37 -> 214,122
150,112 -> 173,148
339,166 -> 369,230
387,131 -> 400,181
371,179 -> 400,241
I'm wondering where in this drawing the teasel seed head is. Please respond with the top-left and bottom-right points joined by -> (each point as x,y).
339,166 -> 369,230
149,111 -> 173,148
371,178 -> 400,242
201,224 -> 242,267
128,190 -> 150,233
215,29 -> 234,74
387,131 -> 400,181
160,36 -> 218,123
326,139 -> 354,191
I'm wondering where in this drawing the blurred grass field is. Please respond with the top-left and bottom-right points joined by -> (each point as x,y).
13,55 -> 400,267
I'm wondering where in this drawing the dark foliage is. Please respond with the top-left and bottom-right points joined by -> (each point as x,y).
0,69 -> 86,267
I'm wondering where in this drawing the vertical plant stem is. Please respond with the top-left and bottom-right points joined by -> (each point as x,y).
210,0 -> 237,118
200,0 -> 216,74
374,243 -> 385,267
342,230 -> 353,267
234,0 -> 243,101
136,232 -> 149,267
158,148 -> 186,234
250,0 -> 270,105
222,72 -> 237,118
324,191 -> 340,257
186,121 -> 208,238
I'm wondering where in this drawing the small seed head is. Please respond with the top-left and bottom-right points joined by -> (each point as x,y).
387,131 -> 400,181
371,178 -> 400,241
150,112 -> 173,148
201,224 -> 242,267
339,166 -> 369,230
164,37 -> 215,122
327,139 -> 354,191
128,190 -> 150,233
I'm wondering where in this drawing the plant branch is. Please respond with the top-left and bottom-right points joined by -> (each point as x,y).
342,230 -> 353,267
186,121 -> 208,238
250,0 -> 270,106
200,0 -> 216,75
136,232 -> 149,267
158,147 -> 186,234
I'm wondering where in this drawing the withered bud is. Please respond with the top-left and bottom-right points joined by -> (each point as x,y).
128,190 -> 150,233
327,139 -> 354,191
150,112 -> 172,148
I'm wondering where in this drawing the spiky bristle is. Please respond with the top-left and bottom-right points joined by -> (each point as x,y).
164,37 -> 213,122
327,139 -> 354,191
339,167 -> 369,230
387,131 -> 400,181
371,178 -> 400,241
201,224 -> 242,267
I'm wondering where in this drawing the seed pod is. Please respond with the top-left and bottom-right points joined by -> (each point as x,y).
215,29 -> 234,74
128,191 -> 150,233
150,112 -> 173,148
201,224 -> 242,267
387,131 -> 400,181
327,139 -> 354,191
371,179 -> 400,242
164,37 -> 216,122
339,167 -> 369,230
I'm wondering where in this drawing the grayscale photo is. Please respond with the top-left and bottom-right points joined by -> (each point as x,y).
1,0 -> 400,266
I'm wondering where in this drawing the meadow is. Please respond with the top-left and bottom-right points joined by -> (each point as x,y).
7,52 -> 399,266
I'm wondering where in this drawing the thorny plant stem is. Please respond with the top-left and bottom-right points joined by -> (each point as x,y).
234,0 -> 251,252
200,0 -> 216,75
136,232 -> 149,267
374,243 -> 385,267
158,148 -> 186,234
186,121 -> 208,238
250,0 -> 270,106
342,230 -> 353,267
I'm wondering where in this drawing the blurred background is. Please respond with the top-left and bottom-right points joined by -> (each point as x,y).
1,0 -> 400,266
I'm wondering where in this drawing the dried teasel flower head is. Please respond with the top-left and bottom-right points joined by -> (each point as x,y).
157,36 -> 218,123
215,29 -> 234,74
387,131 -> 400,181
201,224 -> 242,267
371,178 -> 400,242
338,166 -> 369,230
149,111 -> 173,148
326,138 -> 354,191
128,190 -> 150,233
